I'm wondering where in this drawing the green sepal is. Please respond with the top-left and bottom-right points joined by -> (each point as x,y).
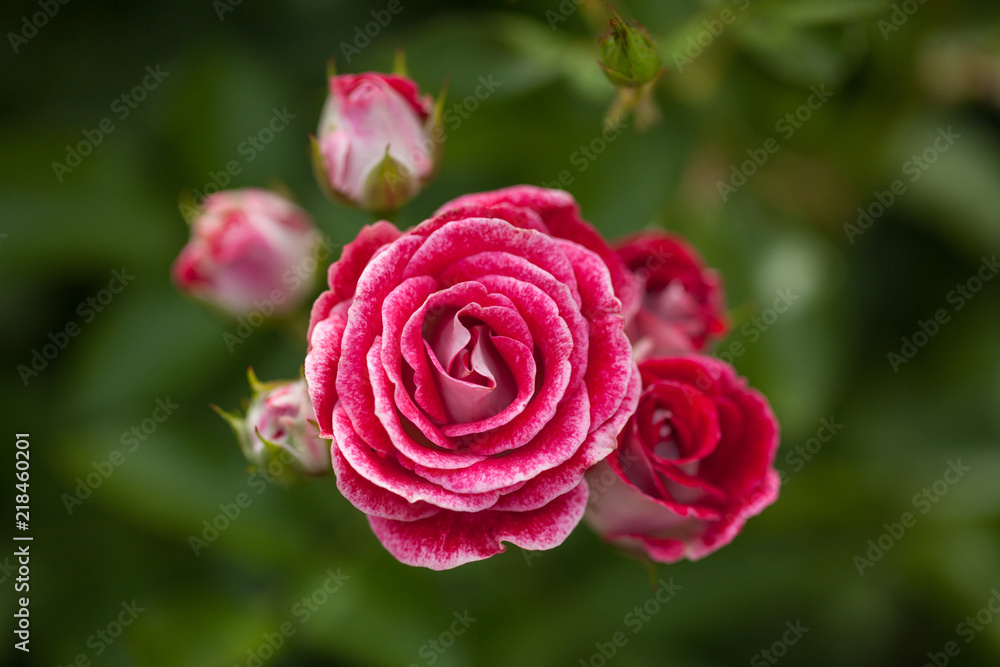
599,10 -> 663,88
362,146 -> 417,214
211,402 -> 255,466
427,80 -> 449,171
393,48 -> 408,77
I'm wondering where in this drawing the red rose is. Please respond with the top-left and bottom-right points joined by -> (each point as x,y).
616,231 -> 728,360
585,355 -> 779,562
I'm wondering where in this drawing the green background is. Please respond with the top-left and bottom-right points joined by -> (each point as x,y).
3,0 -> 1000,665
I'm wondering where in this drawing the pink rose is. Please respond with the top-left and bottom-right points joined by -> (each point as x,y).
585,355 -> 779,562
245,377 -> 330,477
313,72 -> 439,212
306,186 -> 640,569
216,374 -> 330,482
213,369 -> 330,481
172,188 -> 318,317
616,231 -> 728,359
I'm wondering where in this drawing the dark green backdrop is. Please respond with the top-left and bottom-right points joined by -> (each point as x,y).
3,0 -> 1000,665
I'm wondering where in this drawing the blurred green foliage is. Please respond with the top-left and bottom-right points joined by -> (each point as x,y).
2,0 -> 1000,665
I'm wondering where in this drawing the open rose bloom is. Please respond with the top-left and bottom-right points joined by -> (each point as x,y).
616,231 -> 728,360
172,188 -> 318,317
306,186 -> 641,569
585,355 -> 780,562
314,72 -> 439,213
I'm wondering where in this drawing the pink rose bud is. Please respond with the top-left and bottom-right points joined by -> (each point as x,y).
215,372 -> 331,481
585,355 -> 780,563
312,72 -> 441,213
172,188 -> 319,317
616,231 -> 728,360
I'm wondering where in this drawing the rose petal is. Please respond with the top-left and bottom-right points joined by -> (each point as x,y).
367,482 -> 589,570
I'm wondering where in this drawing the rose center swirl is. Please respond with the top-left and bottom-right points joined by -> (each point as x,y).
423,310 -> 518,425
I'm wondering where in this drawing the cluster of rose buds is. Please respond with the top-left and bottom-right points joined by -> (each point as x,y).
173,19 -> 779,570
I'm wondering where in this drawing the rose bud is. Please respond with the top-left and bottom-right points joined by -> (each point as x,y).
172,188 -> 319,317
312,70 -> 442,213
306,185 -> 640,569
585,355 -> 780,563
215,371 -> 331,482
598,10 -> 662,89
616,231 -> 728,360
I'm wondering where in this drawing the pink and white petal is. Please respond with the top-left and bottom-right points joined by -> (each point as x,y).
410,386 -> 590,494
367,482 -> 589,570
438,185 -> 640,319
312,221 -> 401,335
333,402 -> 502,512
440,252 -> 588,400
417,202 -> 548,237
369,339 -> 487,470
382,276 -> 452,430
331,446 -> 438,521
460,274 -> 577,456
401,218 -> 579,298
492,361 -> 639,511
556,240 -> 633,432
336,235 -> 424,445
305,299 -> 352,437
